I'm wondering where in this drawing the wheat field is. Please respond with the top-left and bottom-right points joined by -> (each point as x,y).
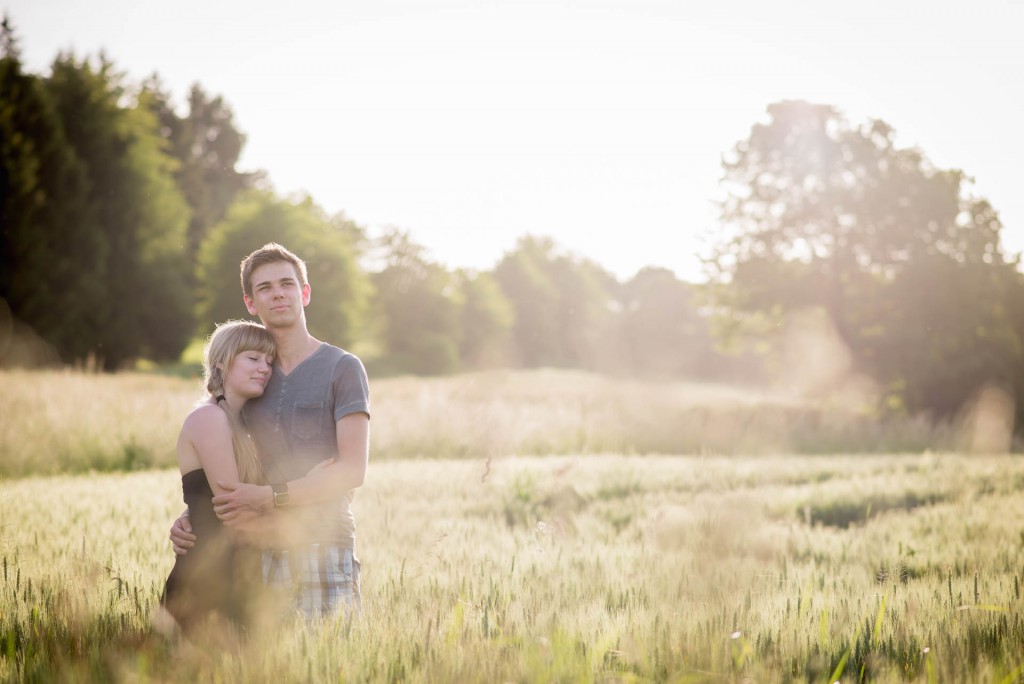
1,369 -> 1022,682
2,454 -> 1024,681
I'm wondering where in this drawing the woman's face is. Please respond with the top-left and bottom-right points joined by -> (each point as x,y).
224,349 -> 274,400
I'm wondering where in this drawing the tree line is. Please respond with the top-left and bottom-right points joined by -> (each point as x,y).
2,19 -> 1023,430
0,19 -> 729,381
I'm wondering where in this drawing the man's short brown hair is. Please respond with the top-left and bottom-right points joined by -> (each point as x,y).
240,243 -> 309,297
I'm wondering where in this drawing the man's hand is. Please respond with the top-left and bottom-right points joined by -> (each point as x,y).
212,481 -> 273,525
169,511 -> 196,555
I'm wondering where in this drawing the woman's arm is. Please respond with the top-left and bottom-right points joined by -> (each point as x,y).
184,405 -> 243,497
169,406 -> 239,554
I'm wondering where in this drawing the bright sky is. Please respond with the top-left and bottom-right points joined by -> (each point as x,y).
6,0 -> 1023,281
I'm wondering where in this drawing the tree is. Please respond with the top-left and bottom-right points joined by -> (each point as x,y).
618,267 -> 716,379
197,191 -> 371,348
455,269 -> 513,369
45,54 -> 192,366
709,100 -> 1020,418
494,236 -> 617,370
0,21 -> 104,364
142,79 -> 256,262
369,229 -> 462,375
873,254 -> 1021,417
493,236 -> 562,367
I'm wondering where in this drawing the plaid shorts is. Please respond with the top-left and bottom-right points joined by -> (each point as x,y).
262,545 -> 361,620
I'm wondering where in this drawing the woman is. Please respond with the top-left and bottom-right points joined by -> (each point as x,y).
160,319 -> 275,631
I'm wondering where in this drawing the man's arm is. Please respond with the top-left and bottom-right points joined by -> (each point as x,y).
212,413 -> 369,522
289,412 -> 368,502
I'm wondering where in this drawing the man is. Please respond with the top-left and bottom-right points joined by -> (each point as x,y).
170,242 -> 370,618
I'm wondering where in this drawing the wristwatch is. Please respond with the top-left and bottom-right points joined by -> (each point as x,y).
272,482 -> 290,507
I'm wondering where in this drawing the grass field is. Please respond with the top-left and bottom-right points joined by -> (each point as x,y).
2,369 -> 1022,682
0,368 -> 972,478
3,454 -> 1024,682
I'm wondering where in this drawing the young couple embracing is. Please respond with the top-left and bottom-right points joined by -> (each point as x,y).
160,242 -> 370,633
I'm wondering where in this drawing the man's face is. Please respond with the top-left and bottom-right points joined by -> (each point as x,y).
243,261 -> 310,329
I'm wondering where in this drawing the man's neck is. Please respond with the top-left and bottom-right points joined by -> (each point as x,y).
270,325 -> 322,374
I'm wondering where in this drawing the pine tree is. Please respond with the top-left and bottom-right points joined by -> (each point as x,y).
1,18 -> 104,363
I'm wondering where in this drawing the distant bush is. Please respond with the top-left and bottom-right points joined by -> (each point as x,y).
800,490 -> 951,529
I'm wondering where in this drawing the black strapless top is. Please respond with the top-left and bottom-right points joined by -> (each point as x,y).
162,469 -> 260,628
180,468 -> 222,543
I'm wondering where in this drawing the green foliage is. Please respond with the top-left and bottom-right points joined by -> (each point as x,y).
493,237 -> 562,366
455,269 -> 513,370
142,79 -> 256,263
502,471 -> 541,527
801,490 -> 950,529
494,236 -> 617,370
1,30 -> 254,369
876,254 -> 1023,418
8,16 -> 1024,402
123,89 -> 194,360
43,54 -> 192,366
0,34 -> 104,364
196,190 -> 371,346
369,229 -> 464,375
710,100 -> 1022,421
619,267 -> 718,378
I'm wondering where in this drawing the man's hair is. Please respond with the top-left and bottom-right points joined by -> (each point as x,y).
240,243 -> 309,297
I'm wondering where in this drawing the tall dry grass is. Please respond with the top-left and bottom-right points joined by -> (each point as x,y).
0,368 -> 985,477
0,370 -> 191,476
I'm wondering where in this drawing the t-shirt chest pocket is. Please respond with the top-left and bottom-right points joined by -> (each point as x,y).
291,401 -> 324,440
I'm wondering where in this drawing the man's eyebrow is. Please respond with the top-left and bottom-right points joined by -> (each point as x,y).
254,276 -> 298,289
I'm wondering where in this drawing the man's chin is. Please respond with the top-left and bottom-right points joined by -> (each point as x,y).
263,314 -> 301,330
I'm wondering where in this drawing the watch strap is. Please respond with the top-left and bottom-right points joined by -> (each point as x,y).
271,482 -> 289,507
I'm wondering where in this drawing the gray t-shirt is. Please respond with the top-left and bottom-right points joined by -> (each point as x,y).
245,343 -> 370,548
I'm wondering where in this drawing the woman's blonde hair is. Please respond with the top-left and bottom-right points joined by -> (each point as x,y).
202,320 -> 275,485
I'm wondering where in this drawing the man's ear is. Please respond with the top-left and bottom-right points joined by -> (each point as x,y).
301,283 -> 312,307
243,294 -> 258,316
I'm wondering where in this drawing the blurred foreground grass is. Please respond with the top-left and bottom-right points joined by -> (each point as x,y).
0,368 -> 981,477
2,455 -> 1024,681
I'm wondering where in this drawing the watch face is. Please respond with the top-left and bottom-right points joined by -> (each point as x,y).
275,491 -> 290,506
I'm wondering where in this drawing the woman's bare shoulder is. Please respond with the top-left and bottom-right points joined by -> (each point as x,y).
180,403 -> 229,437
